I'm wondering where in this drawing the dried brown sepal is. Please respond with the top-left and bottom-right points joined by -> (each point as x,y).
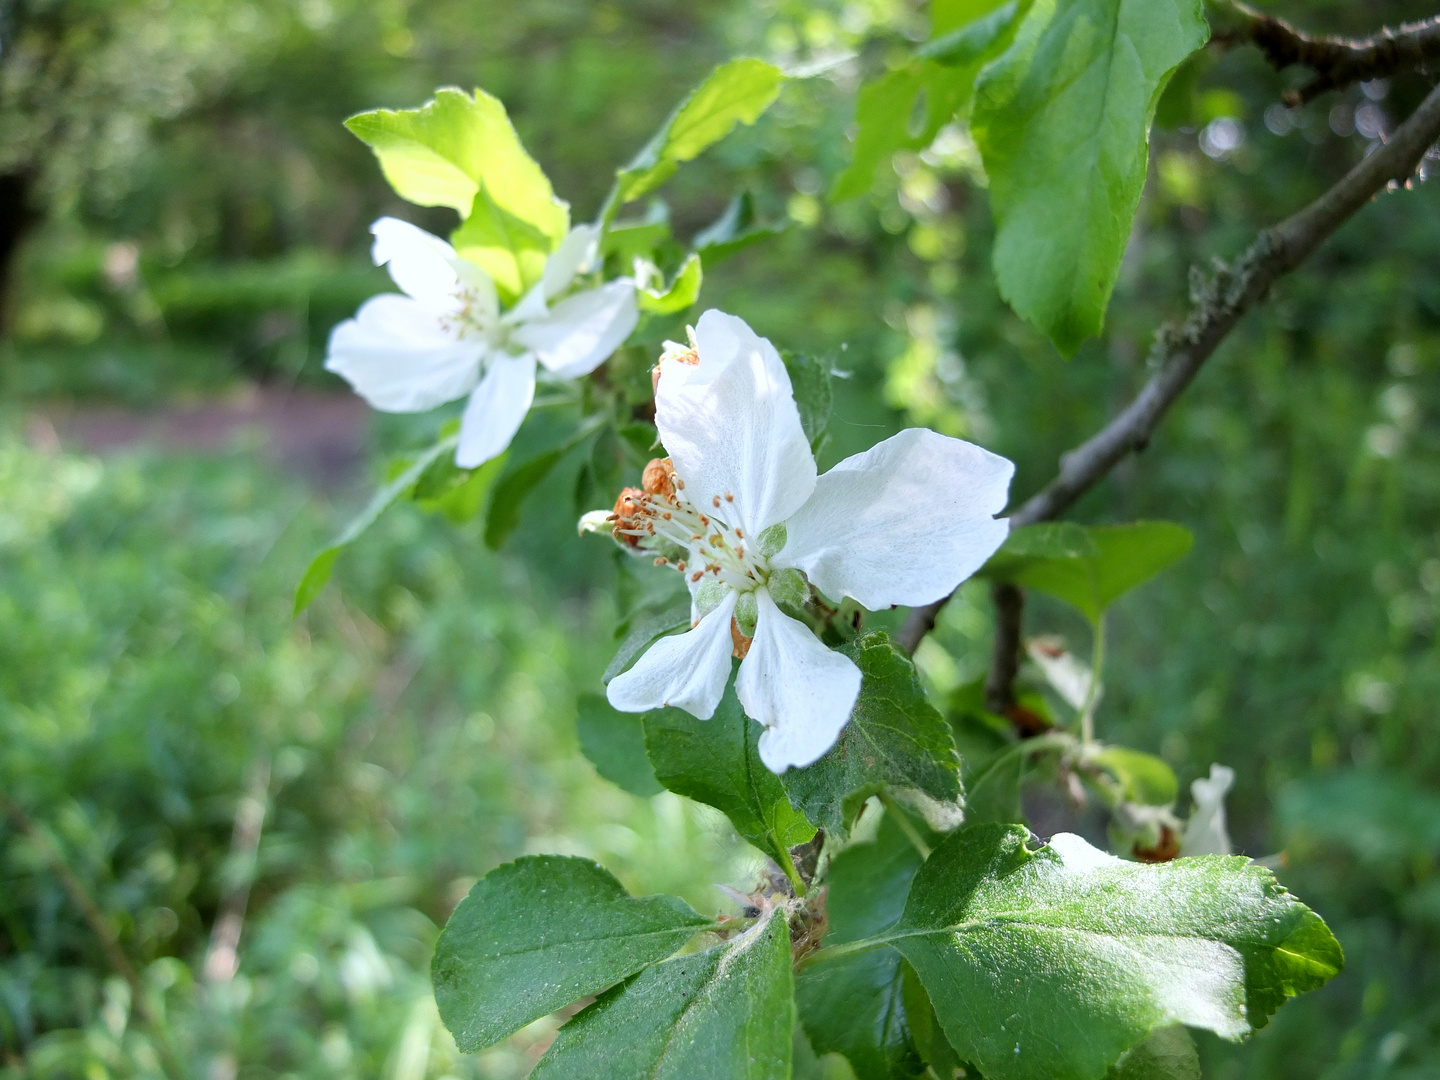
1133,825 -> 1181,863
642,457 -> 677,499
730,618 -> 753,660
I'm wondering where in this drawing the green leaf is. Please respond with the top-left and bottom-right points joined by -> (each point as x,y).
900,961 -> 966,1078
971,0 -> 1209,354
796,813 -> 926,1079
432,855 -> 712,1052
576,693 -> 664,798
484,417 -> 604,550
346,88 -> 568,240
1277,768 -> 1440,868
1106,1026 -> 1200,1080
451,187 -> 555,303
693,192 -> 783,264
780,350 -> 834,455
639,252 -> 703,314
604,597 -> 692,684
1091,746 -> 1179,806
982,521 -> 1194,623
830,66 -> 924,203
618,60 -> 785,204
783,634 -> 961,839
932,0 -> 1016,36
532,911 -> 794,1079
923,1 -> 1026,64
892,824 -> 1344,1080
644,677 -> 816,866
293,434 -> 458,614
412,449 -> 508,524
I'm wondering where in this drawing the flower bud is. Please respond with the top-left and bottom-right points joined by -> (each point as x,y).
642,457 -> 677,499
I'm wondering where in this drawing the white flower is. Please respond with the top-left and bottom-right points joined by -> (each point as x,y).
604,310 -> 1014,772
1180,763 -> 1235,857
325,217 -> 638,468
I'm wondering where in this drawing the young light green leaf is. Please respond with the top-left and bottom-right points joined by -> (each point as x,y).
412,449 -> 508,524
617,60 -> 785,205
893,824 -> 1344,1080
644,678 -> 816,866
346,88 -> 568,241
576,693 -> 664,798
532,911 -> 794,1079
982,521 -> 1194,623
693,192 -> 783,264
1106,1026 -> 1200,1080
782,634 -> 961,838
931,0 -> 1018,36
830,66 -> 926,203
971,0 -> 1209,354
432,855 -> 712,1053
451,187 -> 556,302
1091,746 -> 1179,807
796,813 -> 926,1079
293,434 -> 458,614
639,252 -> 703,314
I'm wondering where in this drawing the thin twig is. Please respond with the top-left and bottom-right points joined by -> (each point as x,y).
1212,0 -> 1440,106
1,793 -> 186,1079
899,79 -> 1440,654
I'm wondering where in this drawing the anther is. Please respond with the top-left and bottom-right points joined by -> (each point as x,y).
734,528 -> 743,539
724,491 -> 734,502
712,495 -> 721,508
654,557 -> 668,566
691,571 -> 704,583
642,457 -> 678,499
677,561 -> 687,572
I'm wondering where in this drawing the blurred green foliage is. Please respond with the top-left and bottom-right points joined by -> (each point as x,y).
2,0 -> 1440,1076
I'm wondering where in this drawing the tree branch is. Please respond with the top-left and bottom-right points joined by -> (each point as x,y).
899,79 -> 1440,654
1212,0 -> 1440,106
983,583 -> 1024,714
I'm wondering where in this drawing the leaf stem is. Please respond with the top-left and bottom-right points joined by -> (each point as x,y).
878,793 -> 931,858
1078,614 -> 1106,746
773,843 -> 806,898
966,731 -> 1076,796
795,934 -> 888,971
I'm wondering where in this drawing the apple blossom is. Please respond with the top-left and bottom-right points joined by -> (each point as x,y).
1180,763 -> 1236,856
599,310 -> 1015,772
325,217 -> 637,468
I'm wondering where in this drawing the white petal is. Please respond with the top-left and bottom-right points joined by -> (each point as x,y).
542,224 -> 599,299
1180,764 -> 1235,857
455,352 -> 537,468
511,280 -> 638,379
324,294 -> 483,412
655,310 -> 817,536
774,428 -> 1014,609
738,589 -> 861,772
606,591 -> 738,717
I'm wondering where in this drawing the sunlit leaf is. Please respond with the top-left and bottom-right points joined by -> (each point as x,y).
638,252 -> 702,314
617,59 -> 785,204
971,0 -> 1209,353
346,88 -> 568,246
894,825 -> 1343,1080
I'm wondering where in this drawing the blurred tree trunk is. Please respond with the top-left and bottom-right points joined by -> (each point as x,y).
0,172 -> 32,336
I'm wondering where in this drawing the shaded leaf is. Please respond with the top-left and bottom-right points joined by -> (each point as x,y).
532,911 -> 794,1079
796,813 -> 926,1079
346,88 -> 567,239
577,693 -> 663,798
618,60 -> 785,204
783,634 -> 961,839
432,855 -> 711,1052
639,252 -> 703,314
412,449 -> 507,524
693,192 -> 783,264
900,961 -> 966,1079
982,521 -> 1194,623
893,824 -> 1343,1080
971,0 -> 1209,353
293,434 -> 458,614
1107,1026 -> 1200,1080
603,597 -> 692,684
780,350 -> 834,455
644,677 -> 816,865
484,417 -> 603,550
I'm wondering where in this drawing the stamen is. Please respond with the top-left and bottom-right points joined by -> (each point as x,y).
724,491 -> 734,502
654,557 -> 668,566
691,571 -> 704,583
712,495 -> 721,508
677,561 -> 687,572
734,528 -> 743,539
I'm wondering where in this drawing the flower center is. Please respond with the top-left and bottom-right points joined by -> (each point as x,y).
612,458 -> 770,592
439,284 -> 501,345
